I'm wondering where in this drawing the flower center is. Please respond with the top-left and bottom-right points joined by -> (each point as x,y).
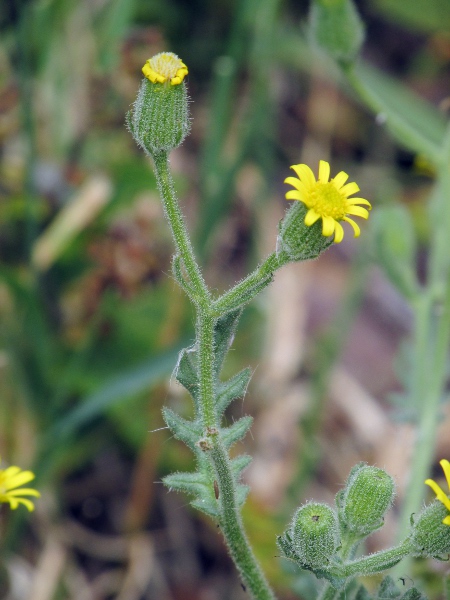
149,52 -> 184,79
310,183 -> 347,220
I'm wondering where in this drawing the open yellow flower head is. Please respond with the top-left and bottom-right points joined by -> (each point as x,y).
284,160 -> 371,243
425,459 -> 450,526
0,457 -> 40,512
142,52 -> 188,85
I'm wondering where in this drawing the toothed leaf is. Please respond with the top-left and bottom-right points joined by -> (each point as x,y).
213,309 -> 242,376
221,415 -> 253,449
231,454 -> 252,479
191,496 -> 220,518
162,407 -> 202,451
215,368 -> 252,418
174,345 -> 199,407
163,471 -> 209,497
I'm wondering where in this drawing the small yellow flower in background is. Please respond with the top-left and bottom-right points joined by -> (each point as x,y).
0,458 -> 40,512
425,459 -> 450,525
142,52 -> 188,85
284,160 -> 371,244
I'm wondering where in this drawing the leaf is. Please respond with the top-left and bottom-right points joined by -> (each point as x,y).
162,407 -> 202,451
191,496 -> 220,518
231,454 -> 252,479
350,61 -> 446,162
235,483 -> 250,508
213,309 -> 242,376
173,344 -> 200,407
221,416 -> 253,449
163,471 -> 209,497
215,368 -> 252,417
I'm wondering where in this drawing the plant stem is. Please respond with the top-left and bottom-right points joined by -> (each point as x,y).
333,540 -> 413,579
211,439 -> 276,600
153,152 -> 277,600
152,152 -> 210,305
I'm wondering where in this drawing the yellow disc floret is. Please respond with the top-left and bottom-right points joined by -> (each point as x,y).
142,52 -> 188,85
0,457 -> 40,511
284,160 -> 371,243
425,459 -> 450,526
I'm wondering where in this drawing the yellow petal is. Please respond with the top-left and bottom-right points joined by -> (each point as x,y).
333,221 -> 344,243
340,182 -> 360,198
443,515 -> 450,525
284,177 -> 309,196
285,190 -> 303,201
318,160 -> 330,184
440,460 -> 450,489
347,206 -> 370,219
290,164 -> 316,188
425,479 -> 450,509
304,209 -> 320,226
347,197 -> 372,208
4,470 -> 35,491
342,217 -> 361,238
332,171 -> 349,189
322,216 -> 336,237
15,497 -> 36,511
6,488 -> 40,497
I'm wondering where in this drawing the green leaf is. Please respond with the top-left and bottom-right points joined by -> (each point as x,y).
173,344 -> 200,408
215,368 -> 252,418
349,61 -> 446,163
372,0 -> 450,34
235,483 -> 250,508
372,205 -> 418,299
191,496 -> 220,518
213,309 -> 242,376
163,471 -> 209,497
162,407 -> 202,451
221,415 -> 253,449
231,454 -> 252,479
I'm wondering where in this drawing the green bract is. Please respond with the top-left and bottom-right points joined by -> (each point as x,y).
410,500 -> 450,557
277,202 -> 333,262
126,78 -> 190,156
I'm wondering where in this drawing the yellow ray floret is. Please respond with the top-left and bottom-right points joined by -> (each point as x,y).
425,459 -> 450,525
142,52 -> 188,85
284,160 -> 371,243
0,458 -> 40,512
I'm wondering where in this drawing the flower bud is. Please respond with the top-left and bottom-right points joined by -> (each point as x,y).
277,202 -> 333,262
290,502 -> 340,568
127,52 -> 190,156
309,0 -> 365,65
338,463 -> 395,535
410,500 -> 450,557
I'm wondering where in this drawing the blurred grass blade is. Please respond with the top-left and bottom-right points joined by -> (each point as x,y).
32,175 -> 112,271
346,61 -> 446,164
47,342 -> 185,441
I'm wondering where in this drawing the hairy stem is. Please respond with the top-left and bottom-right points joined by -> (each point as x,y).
153,152 -> 277,600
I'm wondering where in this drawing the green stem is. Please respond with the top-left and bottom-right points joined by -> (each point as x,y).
213,251 -> 289,315
332,540 -> 412,579
211,439 -> 276,600
152,152 -> 210,305
153,152 -> 277,600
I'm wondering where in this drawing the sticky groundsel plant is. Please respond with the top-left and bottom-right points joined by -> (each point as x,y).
127,52 -> 450,600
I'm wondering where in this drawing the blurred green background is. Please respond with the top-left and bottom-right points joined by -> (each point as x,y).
1,0 -> 450,598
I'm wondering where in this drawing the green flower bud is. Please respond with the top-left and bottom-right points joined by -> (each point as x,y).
290,502 -> 340,568
309,0 -> 365,65
410,500 -> 450,557
277,202 -> 333,261
127,52 -> 190,156
339,463 -> 395,535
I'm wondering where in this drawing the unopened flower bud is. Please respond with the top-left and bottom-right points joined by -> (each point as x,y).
411,500 -> 450,557
127,52 -> 190,156
291,502 -> 340,568
338,463 -> 395,535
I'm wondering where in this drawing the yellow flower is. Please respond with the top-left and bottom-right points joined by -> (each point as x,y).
0,458 -> 40,512
425,459 -> 450,526
142,52 -> 188,85
284,160 -> 371,244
